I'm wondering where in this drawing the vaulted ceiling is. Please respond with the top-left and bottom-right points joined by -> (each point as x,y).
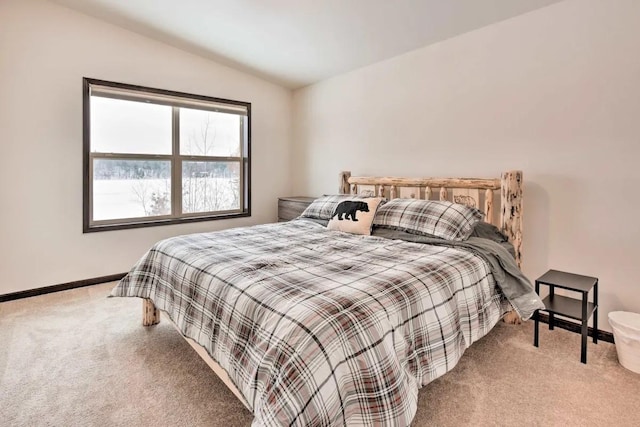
52,0 -> 562,88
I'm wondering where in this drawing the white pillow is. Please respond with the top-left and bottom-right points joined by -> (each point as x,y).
327,198 -> 384,235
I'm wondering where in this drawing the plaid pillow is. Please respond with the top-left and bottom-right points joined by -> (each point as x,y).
373,198 -> 483,241
300,195 -> 368,221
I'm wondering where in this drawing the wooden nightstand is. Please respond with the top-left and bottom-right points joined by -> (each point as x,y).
277,197 -> 316,222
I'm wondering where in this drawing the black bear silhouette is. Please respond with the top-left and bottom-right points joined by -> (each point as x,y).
332,201 -> 369,222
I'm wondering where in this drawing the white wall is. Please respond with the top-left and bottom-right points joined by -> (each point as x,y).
0,0 -> 292,294
292,0 -> 640,331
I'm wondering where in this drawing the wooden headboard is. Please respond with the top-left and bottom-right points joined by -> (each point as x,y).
338,170 -> 523,267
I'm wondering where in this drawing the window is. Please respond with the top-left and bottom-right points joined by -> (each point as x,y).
83,78 -> 250,232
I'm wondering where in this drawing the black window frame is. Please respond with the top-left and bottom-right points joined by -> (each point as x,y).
83,78 -> 251,233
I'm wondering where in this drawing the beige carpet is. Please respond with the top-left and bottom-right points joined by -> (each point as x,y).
1,283 -> 639,427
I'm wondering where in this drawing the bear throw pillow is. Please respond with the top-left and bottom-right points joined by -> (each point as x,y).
327,197 -> 383,235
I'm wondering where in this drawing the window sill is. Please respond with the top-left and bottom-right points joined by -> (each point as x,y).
83,211 -> 251,233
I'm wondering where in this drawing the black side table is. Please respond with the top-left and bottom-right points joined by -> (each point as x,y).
534,269 -> 599,364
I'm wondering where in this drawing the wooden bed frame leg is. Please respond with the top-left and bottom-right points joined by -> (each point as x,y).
503,310 -> 522,325
143,299 -> 160,326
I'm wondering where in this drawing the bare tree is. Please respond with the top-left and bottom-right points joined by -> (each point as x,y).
131,180 -> 151,216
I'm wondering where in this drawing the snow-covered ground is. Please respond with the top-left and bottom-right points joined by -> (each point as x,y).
93,177 -> 239,221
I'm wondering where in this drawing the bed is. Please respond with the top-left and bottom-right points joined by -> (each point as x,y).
111,170 -> 543,426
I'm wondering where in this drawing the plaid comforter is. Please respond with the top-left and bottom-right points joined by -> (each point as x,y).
111,220 -> 508,426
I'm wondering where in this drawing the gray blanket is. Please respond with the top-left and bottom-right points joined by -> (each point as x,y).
369,227 -> 544,320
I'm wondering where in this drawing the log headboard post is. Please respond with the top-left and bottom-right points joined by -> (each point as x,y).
500,170 -> 523,268
339,171 -> 351,194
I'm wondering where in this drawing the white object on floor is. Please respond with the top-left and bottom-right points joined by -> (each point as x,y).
609,311 -> 640,374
